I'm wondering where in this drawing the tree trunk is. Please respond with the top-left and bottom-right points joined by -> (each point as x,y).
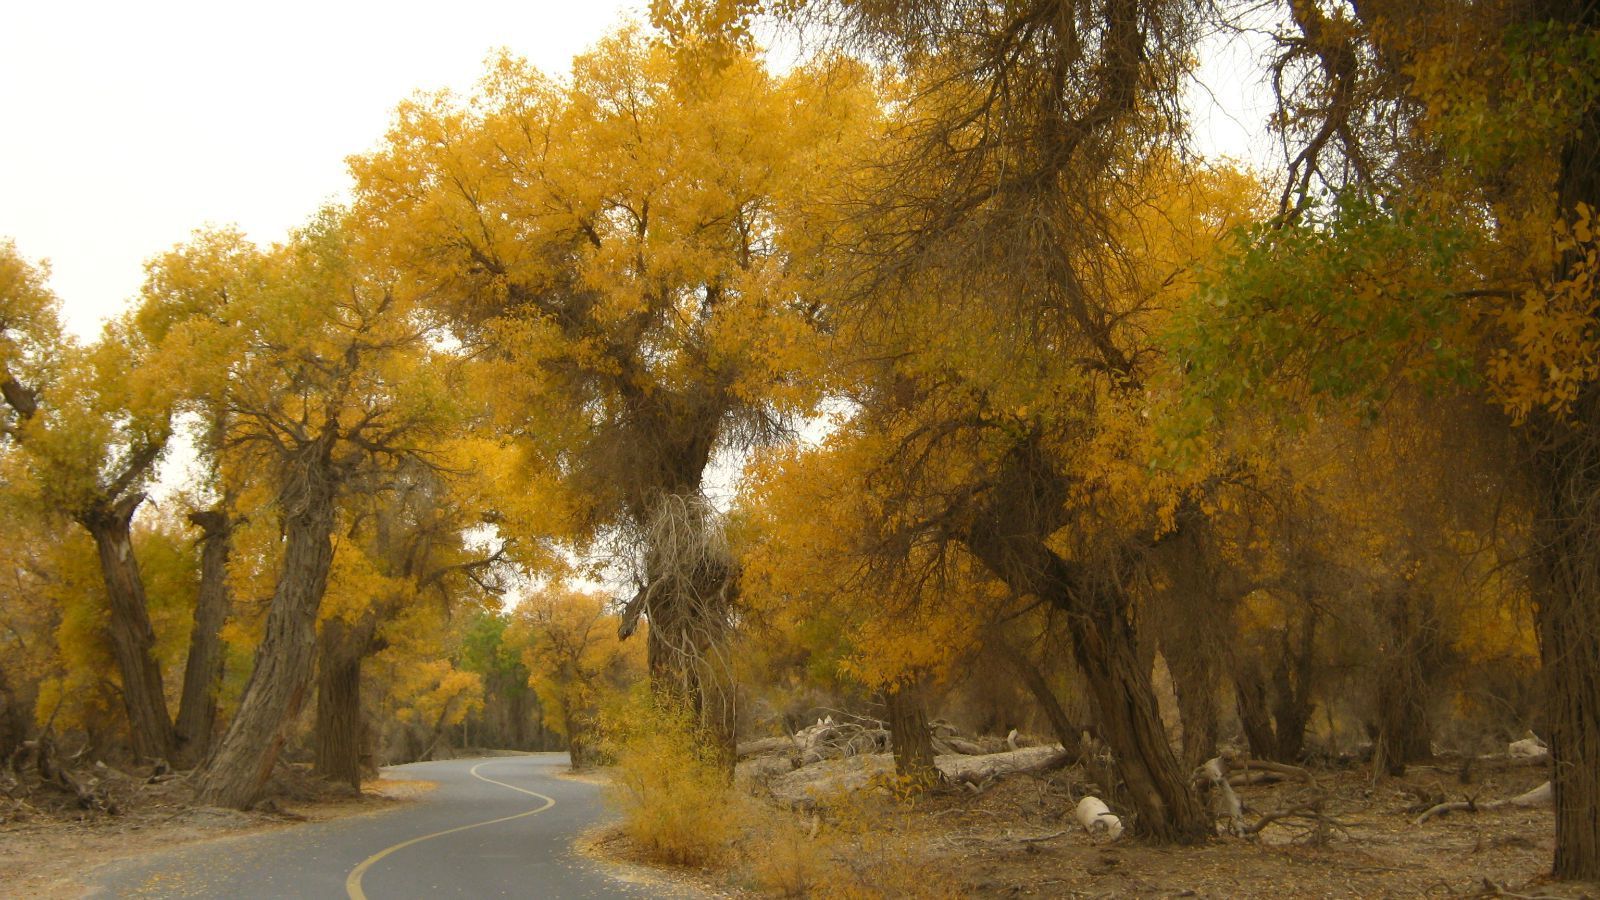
884,681 -> 939,786
314,617 -> 367,791
1538,6 -> 1600,875
196,446 -> 338,809
1533,392 -> 1600,879
1160,631 -> 1221,771
632,494 -> 738,767
965,527 -> 1208,843
80,494 -> 175,763
1231,656 -> 1278,760
563,703 -> 590,768
1269,613 -> 1318,763
174,508 -> 233,766
1537,510 -> 1600,880
1373,591 -> 1434,776
1070,577 -> 1209,843
0,659 -> 30,761
1004,647 -> 1084,761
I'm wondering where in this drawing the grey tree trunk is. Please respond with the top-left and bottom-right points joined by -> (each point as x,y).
196,448 -> 338,809
1002,645 -> 1084,761
174,507 -> 233,766
314,617 -> 366,791
1372,591 -> 1435,777
80,494 -> 176,763
884,682 -> 939,786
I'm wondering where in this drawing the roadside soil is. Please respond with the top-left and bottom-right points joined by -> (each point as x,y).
597,752 -> 1600,899
0,764 -> 430,898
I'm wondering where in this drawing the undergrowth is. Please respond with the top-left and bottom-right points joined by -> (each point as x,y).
599,687 -> 956,896
598,686 -> 739,867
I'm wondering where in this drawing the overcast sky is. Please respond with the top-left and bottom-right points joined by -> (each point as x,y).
2,2 -> 1275,340
1,0 -> 646,337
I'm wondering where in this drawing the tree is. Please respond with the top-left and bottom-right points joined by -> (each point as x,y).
0,240 -> 186,762
313,460 -> 510,789
162,213 -> 462,808
510,588 -> 645,767
349,30 -> 876,754
1172,0 -> 1600,875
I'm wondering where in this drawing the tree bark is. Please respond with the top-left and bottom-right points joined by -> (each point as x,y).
1003,647 -> 1085,761
1269,614 -> 1318,763
174,507 -> 233,766
1171,658 -> 1219,771
197,442 -> 338,809
630,493 -> 738,768
314,616 -> 370,791
1372,591 -> 1434,776
964,525 -> 1208,843
1232,657 -> 1278,761
884,681 -> 939,786
79,494 -> 176,763
1532,399 -> 1600,880
1538,5 -> 1600,874
0,658 -> 30,762
1068,576 -> 1209,843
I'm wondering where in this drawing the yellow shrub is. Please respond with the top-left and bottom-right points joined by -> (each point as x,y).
747,816 -> 837,898
599,687 -> 739,867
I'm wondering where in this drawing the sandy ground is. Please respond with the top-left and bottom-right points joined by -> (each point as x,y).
593,752 -> 1600,899
0,774 -> 431,898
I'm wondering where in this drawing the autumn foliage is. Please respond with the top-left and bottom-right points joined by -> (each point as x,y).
3,0 -> 1600,885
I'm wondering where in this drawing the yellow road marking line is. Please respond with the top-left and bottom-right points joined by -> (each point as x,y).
345,761 -> 557,900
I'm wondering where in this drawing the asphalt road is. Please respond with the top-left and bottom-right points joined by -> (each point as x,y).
87,754 -> 678,899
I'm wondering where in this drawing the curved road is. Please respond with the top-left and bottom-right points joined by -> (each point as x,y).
87,754 -> 681,899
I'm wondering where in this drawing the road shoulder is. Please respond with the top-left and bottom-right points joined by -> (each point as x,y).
0,775 -> 431,898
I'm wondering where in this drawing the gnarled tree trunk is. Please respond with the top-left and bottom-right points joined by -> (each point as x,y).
1537,22 -> 1600,876
197,443 -> 338,809
174,507 -> 233,766
1070,576 -> 1209,843
965,524 -> 1208,843
884,680 -> 939,786
314,615 -> 373,791
1372,590 -> 1436,777
622,492 -> 738,767
80,494 -> 175,763
1003,646 -> 1085,761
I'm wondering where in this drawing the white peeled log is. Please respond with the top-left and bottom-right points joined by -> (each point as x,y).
1507,734 -> 1550,765
1508,734 -> 1546,758
1414,781 -> 1553,825
1197,757 -> 1244,825
1074,796 -> 1125,840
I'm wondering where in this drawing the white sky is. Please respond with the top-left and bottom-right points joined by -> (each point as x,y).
2,2 -> 1276,341
1,0 -> 646,338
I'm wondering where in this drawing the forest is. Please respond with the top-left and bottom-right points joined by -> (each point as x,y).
3,0 -> 1600,895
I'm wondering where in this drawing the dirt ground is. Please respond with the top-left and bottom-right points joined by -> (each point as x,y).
599,755 -> 1600,899
0,767 -> 429,898
877,765 -> 1586,899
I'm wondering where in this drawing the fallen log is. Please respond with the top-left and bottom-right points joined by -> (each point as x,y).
934,737 -> 986,756
1074,796 -> 1124,840
737,736 -> 798,760
1222,753 -> 1314,784
1414,781 -> 1552,826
